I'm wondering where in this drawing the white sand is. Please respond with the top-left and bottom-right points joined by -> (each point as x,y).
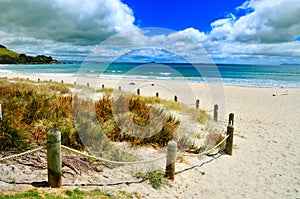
0,74 -> 299,198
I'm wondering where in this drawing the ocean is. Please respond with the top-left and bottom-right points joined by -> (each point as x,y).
0,63 -> 299,88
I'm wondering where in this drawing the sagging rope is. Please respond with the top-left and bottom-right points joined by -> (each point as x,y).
61,134 -> 229,165
0,146 -> 45,162
61,145 -> 166,165
0,134 -> 229,164
179,134 -> 229,158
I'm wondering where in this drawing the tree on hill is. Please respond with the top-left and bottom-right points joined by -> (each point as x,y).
0,45 -> 60,64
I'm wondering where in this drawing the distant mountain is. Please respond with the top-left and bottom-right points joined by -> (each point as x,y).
280,63 -> 300,66
0,44 -> 60,64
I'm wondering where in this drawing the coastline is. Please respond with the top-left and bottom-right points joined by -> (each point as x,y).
0,73 -> 299,198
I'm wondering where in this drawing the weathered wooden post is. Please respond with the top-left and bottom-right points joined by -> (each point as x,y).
225,125 -> 234,155
165,141 -> 177,180
228,113 -> 234,126
174,95 -> 178,102
137,89 -> 140,95
213,104 -> 218,122
87,83 -> 89,87
47,129 -> 62,188
74,81 -> 76,85
156,92 -> 159,98
102,84 -> 105,89
61,80 -> 63,84
119,86 -> 121,90
38,78 -> 40,82
196,99 -> 200,109
50,79 -> 52,82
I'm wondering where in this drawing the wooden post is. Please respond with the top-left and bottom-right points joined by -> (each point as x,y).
0,104 -> 2,121
50,79 -> 52,82
156,92 -> 159,98
196,99 -> 200,109
87,83 -> 89,87
74,81 -> 76,85
228,113 -> 234,126
213,104 -> 218,122
225,125 -> 234,156
38,78 -> 40,82
137,89 -> 140,95
47,129 -> 62,188
119,86 -> 121,90
174,95 -> 177,102
61,80 -> 63,84
165,141 -> 177,180
102,84 -> 105,89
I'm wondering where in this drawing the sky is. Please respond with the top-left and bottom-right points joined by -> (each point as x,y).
0,0 -> 300,64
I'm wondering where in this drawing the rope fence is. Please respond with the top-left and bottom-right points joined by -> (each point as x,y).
0,112 -> 235,188
179,134 -> 230,158
0,146 -> 45,162
61,145 -> 167,165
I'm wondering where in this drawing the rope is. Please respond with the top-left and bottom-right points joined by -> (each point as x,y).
61,145 -> 166,165
0,132 -> 229,164
178,134 -> 229,157
0,146 -> 45,162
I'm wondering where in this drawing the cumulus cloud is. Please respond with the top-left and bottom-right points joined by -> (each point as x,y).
0,0 -> 135,45
210,0 -> 300,43
202,0 -> 300,64
87,28 -> 212,63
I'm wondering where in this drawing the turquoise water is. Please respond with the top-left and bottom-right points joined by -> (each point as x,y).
0,63 -> 299,88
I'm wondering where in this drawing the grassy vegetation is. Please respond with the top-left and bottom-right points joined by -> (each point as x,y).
141,96 -> 182,111
95,88 -> 114,95
0,78 -> 182,154
134,170 -> 171,189
0,188 -> 139,199
0,46 -> 19,58
0,77 -> 215,159
199,109 -> 211,124
94,94 -> 180,147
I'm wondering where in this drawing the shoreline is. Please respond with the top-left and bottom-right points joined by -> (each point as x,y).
1,63 -> 300,88
1,73 -> 300,88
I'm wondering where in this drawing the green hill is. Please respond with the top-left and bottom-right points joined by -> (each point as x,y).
0,44 -> 60,64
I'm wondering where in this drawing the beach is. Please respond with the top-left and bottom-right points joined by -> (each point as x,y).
0,74 -> 299,198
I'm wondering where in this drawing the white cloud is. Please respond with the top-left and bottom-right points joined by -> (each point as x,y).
86,28 -> 212,63
0,0 -> 135,46
199,0 -> 300,64
178,28 -> 207,43
209,0 -> 300,43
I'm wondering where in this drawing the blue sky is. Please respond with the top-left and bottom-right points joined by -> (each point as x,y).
122,0 -> 246,32
0,0 -> 299,64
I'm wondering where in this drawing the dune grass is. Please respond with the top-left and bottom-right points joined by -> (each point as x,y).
0,77 -> 214,157
0,188 -> 139,199
0,78 -> 182,153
